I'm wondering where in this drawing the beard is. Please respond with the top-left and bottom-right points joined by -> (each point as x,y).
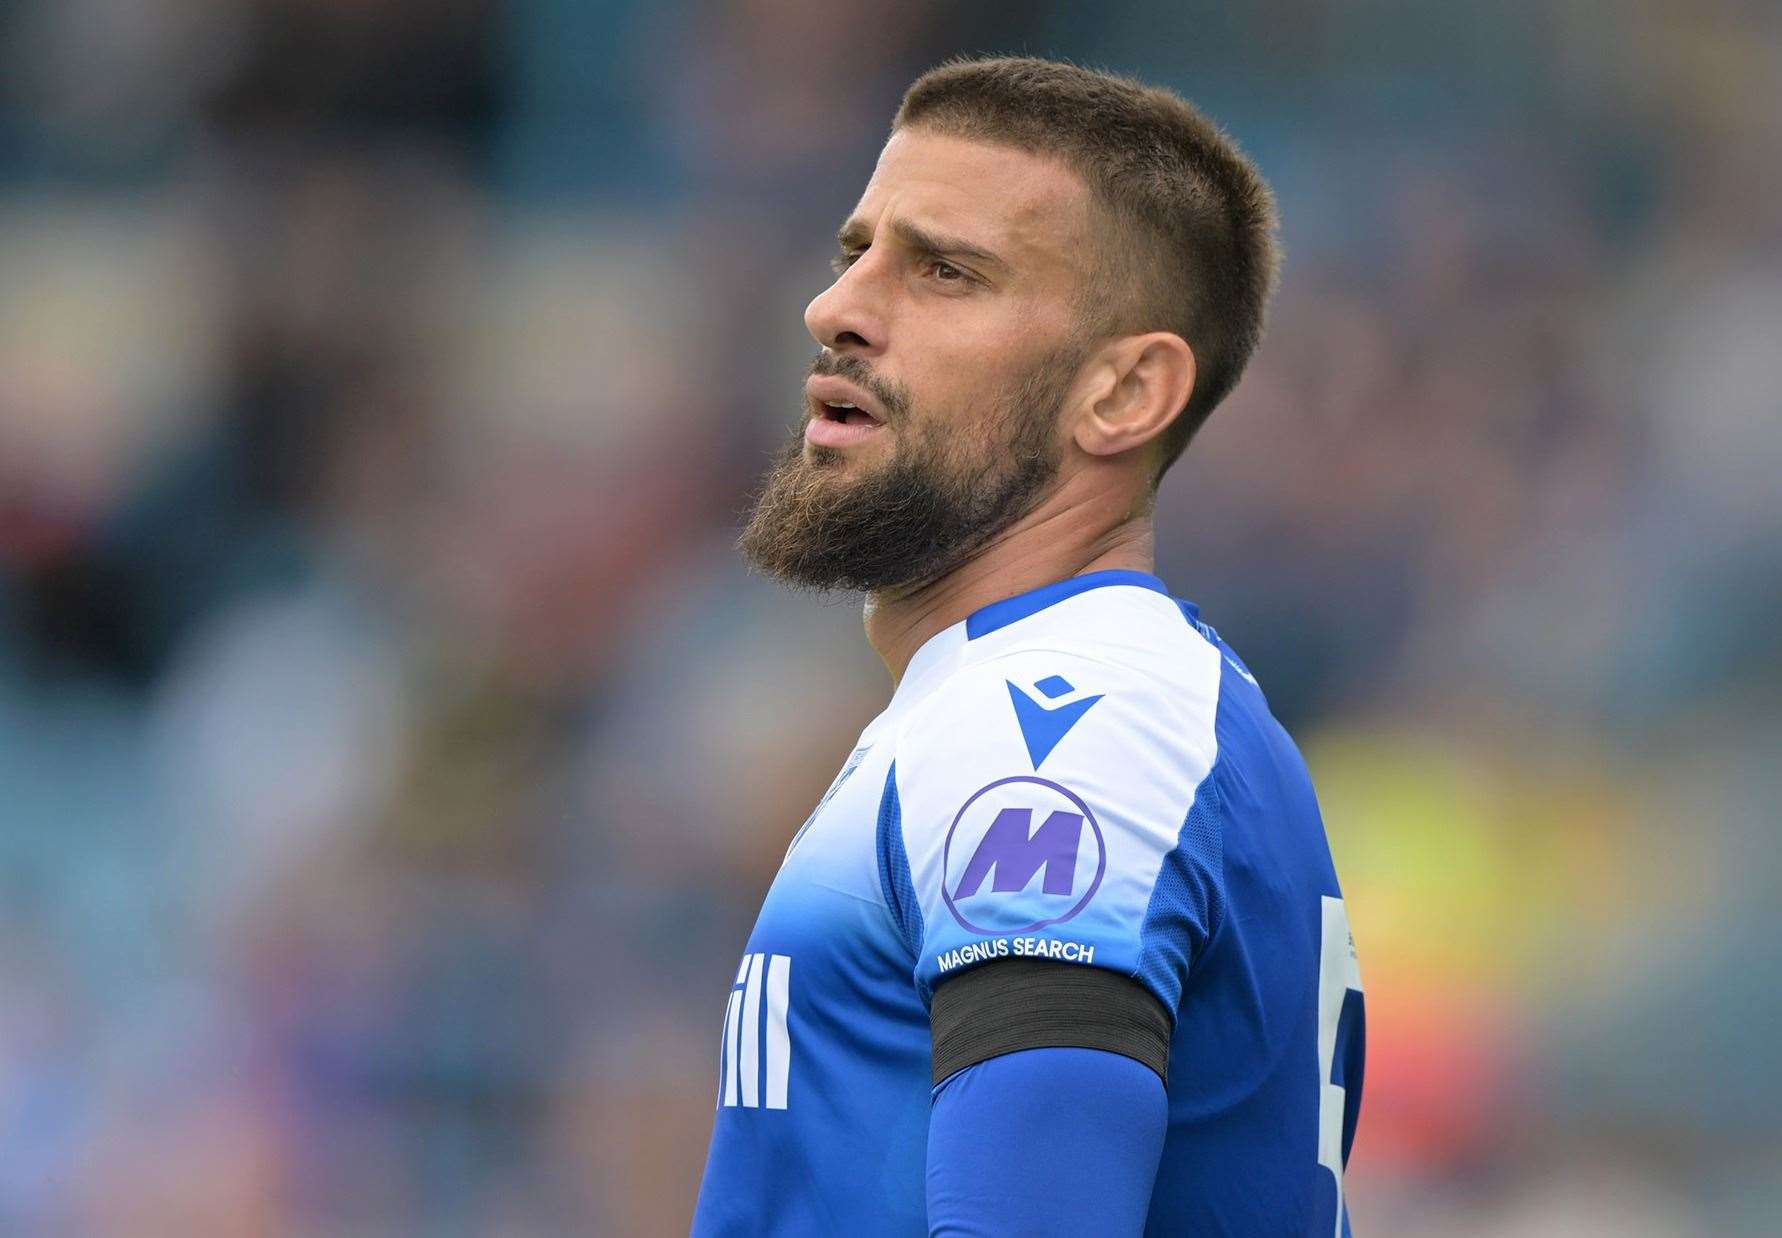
738,344 -> 1086,593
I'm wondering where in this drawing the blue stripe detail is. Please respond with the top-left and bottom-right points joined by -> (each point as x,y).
1136,642 -> 1239,1011
874,762 -> 924,963
966,570 -> 1172,639
1334,986 -> 1366,1165
1135,764 -> 1226,1012
1176,599 -> 1263,689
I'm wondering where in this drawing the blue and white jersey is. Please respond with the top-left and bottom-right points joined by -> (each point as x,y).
693,570 -> 1364,1235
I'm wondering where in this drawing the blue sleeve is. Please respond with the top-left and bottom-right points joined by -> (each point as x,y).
925,1047 -> 1167,1238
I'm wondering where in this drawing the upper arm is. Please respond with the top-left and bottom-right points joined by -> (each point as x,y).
926,1046 -> 1167,1238
883,645 -> 1225,1079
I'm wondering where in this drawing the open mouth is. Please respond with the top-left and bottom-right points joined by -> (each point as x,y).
804,373 -> 887,447
818,400 -> 881,427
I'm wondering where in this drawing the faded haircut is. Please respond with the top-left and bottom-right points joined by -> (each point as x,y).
894,55 -> 1281,479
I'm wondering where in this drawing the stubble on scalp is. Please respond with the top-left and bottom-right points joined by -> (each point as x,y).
737,344 -> 1086,594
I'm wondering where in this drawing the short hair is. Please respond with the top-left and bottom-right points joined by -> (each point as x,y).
893,56 -> 1281,479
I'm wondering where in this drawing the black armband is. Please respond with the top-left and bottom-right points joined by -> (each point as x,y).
929,958 -> 1173,1087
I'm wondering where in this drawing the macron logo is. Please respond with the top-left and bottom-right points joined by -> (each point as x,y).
1005,675 -> 1102,769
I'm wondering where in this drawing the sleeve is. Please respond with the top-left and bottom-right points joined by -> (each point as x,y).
925,1047 -> 1167,1238
881,645 -> 1225,1079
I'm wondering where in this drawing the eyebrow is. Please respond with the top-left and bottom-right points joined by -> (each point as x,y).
835,217 -> 1009,273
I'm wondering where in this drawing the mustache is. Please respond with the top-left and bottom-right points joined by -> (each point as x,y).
808,352 -> 906,422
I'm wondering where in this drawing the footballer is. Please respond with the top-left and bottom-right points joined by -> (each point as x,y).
694,56 -> 1365,1236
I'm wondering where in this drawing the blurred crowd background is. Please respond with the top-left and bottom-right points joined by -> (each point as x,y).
1,1 -> 1778,1234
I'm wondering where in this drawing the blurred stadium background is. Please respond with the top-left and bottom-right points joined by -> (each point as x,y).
1,1 -> 1778,1234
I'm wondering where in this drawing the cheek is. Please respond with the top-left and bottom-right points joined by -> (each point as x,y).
898,318 -> 1064,447
948,361 -> 1039,437
905,361 -> 1011,432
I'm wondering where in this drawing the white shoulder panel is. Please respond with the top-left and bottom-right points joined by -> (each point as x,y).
889,588 -> 1222,1001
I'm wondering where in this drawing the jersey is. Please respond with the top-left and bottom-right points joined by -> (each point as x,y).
692,570 -> 1365,1235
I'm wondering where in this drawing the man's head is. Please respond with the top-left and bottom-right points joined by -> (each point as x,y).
740,55 -> 1279,593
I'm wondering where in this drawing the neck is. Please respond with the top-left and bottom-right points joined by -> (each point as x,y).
864,467 -> 1155,684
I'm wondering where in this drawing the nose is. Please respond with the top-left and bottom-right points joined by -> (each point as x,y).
804,258 -> 885,355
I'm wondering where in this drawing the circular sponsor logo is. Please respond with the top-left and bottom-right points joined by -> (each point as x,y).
940,775 -> 1106,935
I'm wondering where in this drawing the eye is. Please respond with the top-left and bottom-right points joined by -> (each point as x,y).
928,259 -> 966,283
830,249 -> 863,274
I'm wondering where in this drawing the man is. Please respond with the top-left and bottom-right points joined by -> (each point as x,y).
694,56 -> 1364,1236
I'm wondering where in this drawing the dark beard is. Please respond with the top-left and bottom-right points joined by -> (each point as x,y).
738,348 -> 1081,593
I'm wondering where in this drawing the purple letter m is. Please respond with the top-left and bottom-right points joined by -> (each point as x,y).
953,808 -> 1084,899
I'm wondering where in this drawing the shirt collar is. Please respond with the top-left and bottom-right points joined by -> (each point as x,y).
965,569 -> 1174,639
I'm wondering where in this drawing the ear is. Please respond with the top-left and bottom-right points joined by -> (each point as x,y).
1071,333 -> 1196,462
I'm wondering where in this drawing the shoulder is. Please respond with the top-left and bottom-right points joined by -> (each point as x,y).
882,590 -> 1230,1000
892,583 -> 1224,784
